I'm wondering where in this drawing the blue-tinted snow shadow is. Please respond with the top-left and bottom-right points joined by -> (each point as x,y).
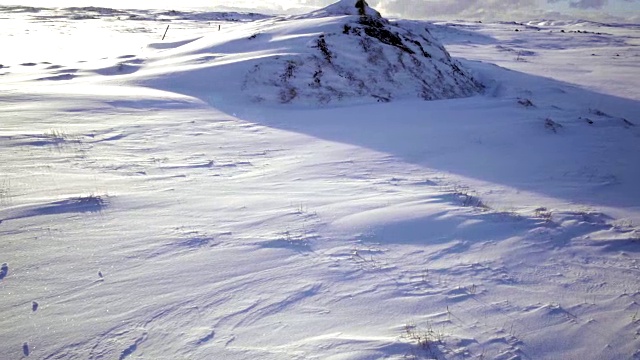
361,211 -> 538,246
0,196 -> 107,223
205,61 -> 640,214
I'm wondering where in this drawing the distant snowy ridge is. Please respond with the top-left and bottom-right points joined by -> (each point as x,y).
524,19 -> 640,28
0,5 -> 271,22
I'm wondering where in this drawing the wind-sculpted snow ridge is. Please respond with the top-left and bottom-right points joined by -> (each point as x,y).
243,0 -> 482,104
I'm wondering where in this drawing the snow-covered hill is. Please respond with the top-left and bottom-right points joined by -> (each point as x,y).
0,1 -> 482,105
129,0 -> 483,105
1,2 -> 639,360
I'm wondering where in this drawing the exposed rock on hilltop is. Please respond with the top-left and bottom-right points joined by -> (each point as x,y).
243,0 -> 483,104
304,0 -> 383,19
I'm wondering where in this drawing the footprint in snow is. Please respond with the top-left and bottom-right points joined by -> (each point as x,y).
0,263 -> 8,280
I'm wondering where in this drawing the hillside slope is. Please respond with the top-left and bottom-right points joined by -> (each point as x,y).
131,0 -> 482,105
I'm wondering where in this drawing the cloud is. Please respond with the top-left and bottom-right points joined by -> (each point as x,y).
547,0 -> 638,9
296,0 -> 543,19
568,0 -> 608,8
547,0 -> 640,9
379,0 -> 542,18
566,0 -> 640,8
294,0 -> 639,20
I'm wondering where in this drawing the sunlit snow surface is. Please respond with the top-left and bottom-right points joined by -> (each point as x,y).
1,5 -> 640,360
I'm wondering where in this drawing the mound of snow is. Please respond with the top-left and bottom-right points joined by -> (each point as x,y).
243,4 -> 482,104
136,1 -> 482,105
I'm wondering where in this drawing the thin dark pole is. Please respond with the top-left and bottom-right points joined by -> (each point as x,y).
162,25 -> 170,40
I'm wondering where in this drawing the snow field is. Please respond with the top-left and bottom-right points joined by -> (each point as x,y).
1,3 -> 640,359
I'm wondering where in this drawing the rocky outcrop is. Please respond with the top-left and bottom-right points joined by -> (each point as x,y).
243,0 -> 483,104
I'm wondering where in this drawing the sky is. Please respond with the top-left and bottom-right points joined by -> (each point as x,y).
1,0 -> 639,21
